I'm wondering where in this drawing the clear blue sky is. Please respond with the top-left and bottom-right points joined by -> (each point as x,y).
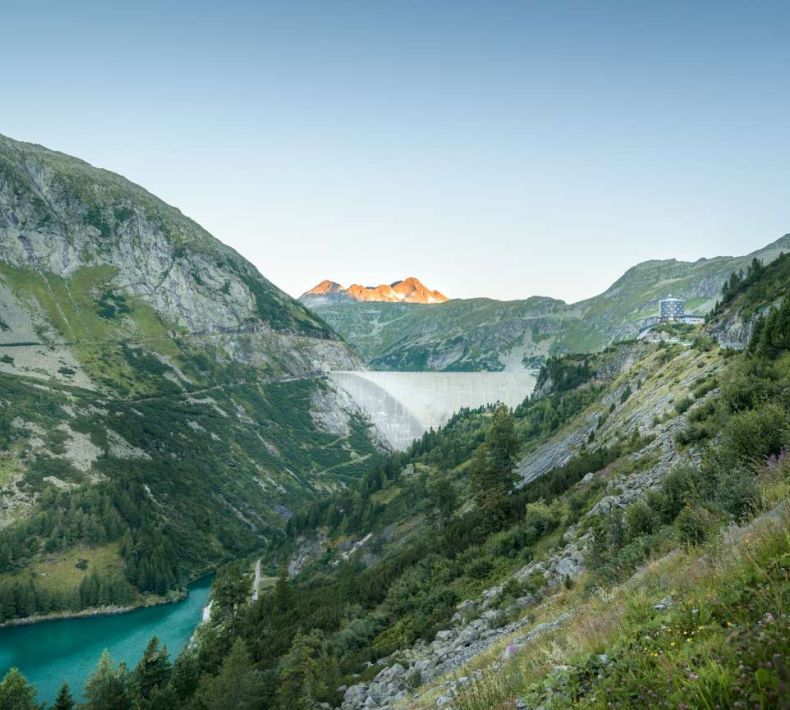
2,0 -> 789,301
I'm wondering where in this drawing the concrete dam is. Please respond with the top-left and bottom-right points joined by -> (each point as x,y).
329,371 -> 537,450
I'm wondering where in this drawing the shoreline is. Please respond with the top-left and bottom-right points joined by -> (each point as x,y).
0,589 -> 189,630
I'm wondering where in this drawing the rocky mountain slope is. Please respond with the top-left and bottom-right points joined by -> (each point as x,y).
300,277 -> 448,306
0,134 -> 382,620
307,235 -> 790,371
5,220 -> 789,707
152,251 -> 790,710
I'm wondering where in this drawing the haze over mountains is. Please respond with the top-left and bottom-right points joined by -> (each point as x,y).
300,277 -> 448,306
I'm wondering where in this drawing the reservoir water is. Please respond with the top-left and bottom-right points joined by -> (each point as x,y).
0,576 -> 212,705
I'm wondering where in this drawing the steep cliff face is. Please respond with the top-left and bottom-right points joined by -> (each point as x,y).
0,135 -> 378,615
0,135 -> 360,387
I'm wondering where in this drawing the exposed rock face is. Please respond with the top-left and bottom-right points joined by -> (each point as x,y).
0,133 -> 362,382
300,276 -> 448,306
0,134 -> 381,583
708,311 -> 755,350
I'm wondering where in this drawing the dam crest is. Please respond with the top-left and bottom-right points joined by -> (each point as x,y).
329,371 -> 537,450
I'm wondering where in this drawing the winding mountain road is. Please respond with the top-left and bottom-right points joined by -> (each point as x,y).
252,558 -> 262,602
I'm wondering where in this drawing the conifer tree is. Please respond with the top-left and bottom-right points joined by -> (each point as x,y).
194,639 -> 263,710
471,406 -> 520,522
53,682 -> 75,710
0,668 -> 38,710
212,561 -> 250,628
132,637 -> 171,701
426,474 -> 457,530
275,631 -> 321,710
168,651 -> 200,702
84,650 -> 130,710
274,561 -> 290,613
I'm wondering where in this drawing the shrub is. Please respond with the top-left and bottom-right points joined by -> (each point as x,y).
713,465 -> 756,521
674,396 -> 694,414
692,376 -> 717,399
692,336 -> 716,351
720,369 -> 769,413
492,527 -> 532,559
674,504 -> 715,544
406,670 -> 422,690
723,404 -> 789,464
688,399 -> 716,422
465,557 -> 494,580
620,385 -> 632,404
625,500 -> 659,539
524,500 -> 562,541
675,422 -> 711,447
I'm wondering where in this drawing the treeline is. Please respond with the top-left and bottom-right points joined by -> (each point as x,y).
708,252 -> 788,319
748,292 -> 790,359
0,477 -> 181,620
535,354 -> 595,393
285,407 -> 493,539
721,256 -> 766,303
0,569 -> 136,623
180,406 -> 649,709
0,486 -> 125,573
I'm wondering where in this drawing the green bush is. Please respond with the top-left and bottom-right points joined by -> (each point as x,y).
674,396 -> 694,414
674,504 -> 715,544
713,465 -> 756,521
723,403 -> 788,463
465,557 -> 494,580
625,500 -> 659,539
523,500 -> 562,541
692,376 -> 717,399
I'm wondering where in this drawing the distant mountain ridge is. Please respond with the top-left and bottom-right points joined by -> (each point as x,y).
300,276 -> 448,305
303,235 -> 790,371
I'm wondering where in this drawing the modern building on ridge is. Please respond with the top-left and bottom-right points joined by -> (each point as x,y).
659,295 -> 685,322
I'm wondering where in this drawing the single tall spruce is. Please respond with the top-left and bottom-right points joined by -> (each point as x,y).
471,406 -> 520,522
53,682 -> 75,710
275,631 -> 321,710
132,636 -> 171,700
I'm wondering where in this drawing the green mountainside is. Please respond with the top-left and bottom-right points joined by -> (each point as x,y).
1,133 -> 789,708
305,235 -> 790,371
0,135 -> 380,621
34,250 -> 786,709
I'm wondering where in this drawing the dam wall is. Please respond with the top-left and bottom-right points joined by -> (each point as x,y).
330,371 -> 537,450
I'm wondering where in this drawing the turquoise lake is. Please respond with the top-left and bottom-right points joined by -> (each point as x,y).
0,576 -> 212,705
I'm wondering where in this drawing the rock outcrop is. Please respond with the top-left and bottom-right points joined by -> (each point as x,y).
300,277 -> 448,306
